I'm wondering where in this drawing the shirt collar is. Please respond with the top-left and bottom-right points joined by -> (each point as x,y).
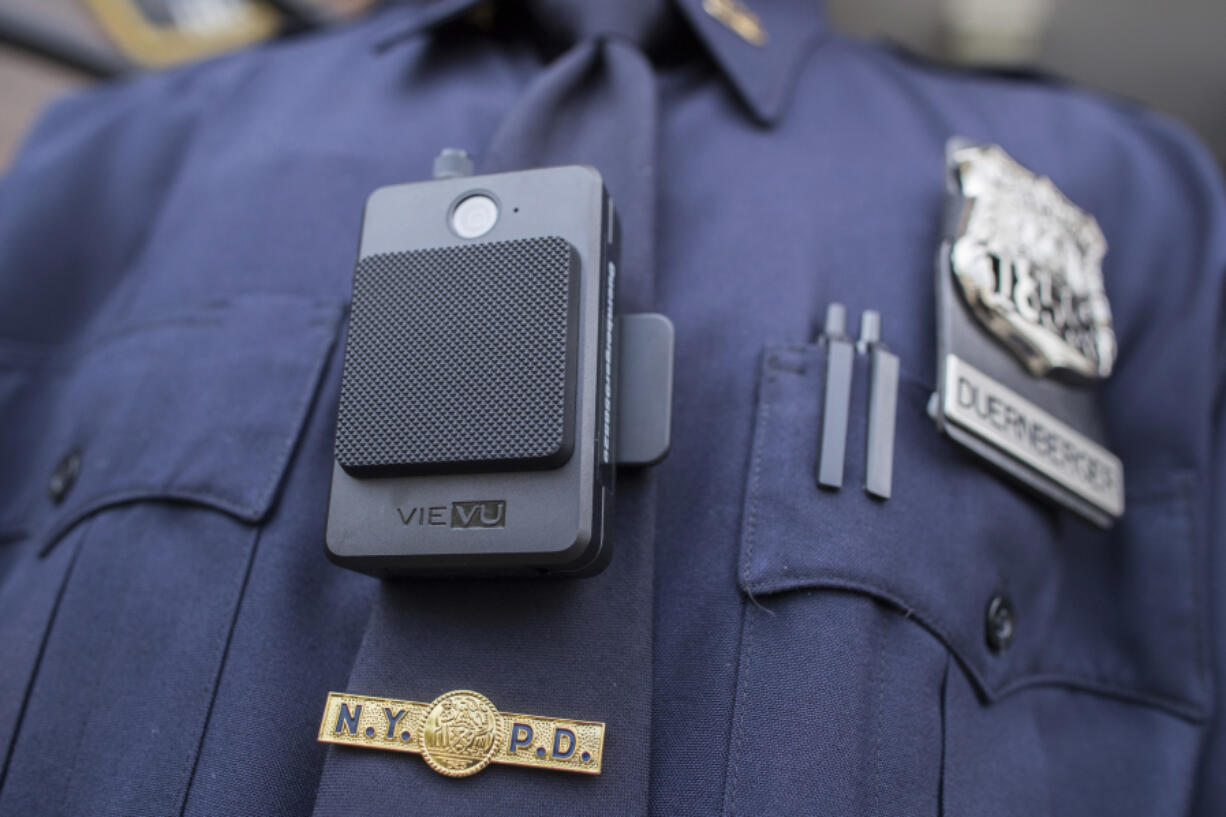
376,0 -> 826,125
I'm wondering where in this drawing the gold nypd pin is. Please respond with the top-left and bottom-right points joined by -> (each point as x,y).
317,690 -> 605,777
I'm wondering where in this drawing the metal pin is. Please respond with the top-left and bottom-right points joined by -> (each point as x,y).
860,310 -> 899,500
432,147 -> 473,179
817,303 -> 854,490
857,310 -> 880,355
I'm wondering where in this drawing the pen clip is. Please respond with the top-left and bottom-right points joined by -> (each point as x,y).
817,303 -> 854,490
859,310 -> 898,500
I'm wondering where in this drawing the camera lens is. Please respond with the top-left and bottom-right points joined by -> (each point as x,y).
451,194 -> 498,239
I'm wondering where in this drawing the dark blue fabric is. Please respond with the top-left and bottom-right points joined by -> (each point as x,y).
724,592 -> 948,815
0,297 -> 342,815
942,660 -> 1204,816
0,2 -> 1223,815
181,335 -> 373,817
742,346 -> 1208,717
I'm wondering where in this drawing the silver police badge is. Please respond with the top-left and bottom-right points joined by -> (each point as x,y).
933,140 -> 1124,528
947,143 -> 1116,381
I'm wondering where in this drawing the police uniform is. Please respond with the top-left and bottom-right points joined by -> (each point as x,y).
0,0 -> 1223,815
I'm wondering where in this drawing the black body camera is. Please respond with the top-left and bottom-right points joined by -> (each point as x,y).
325,165 -> 671,578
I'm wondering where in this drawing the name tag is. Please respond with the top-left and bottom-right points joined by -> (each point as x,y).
941,355 -> 1124,519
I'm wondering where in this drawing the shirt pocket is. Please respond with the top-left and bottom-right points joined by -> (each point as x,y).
725,343 -> 1209,817
0,294 -> 342,817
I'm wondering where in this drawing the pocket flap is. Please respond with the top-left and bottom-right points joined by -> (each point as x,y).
0,294 -> 343,552
740,344 -> 1209,719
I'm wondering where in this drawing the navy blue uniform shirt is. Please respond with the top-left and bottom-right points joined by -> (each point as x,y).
0,1 -> 1224,815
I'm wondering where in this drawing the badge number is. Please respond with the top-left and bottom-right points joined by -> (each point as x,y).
318,691 -> 605,777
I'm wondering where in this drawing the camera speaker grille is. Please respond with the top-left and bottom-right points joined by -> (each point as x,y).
335,236 -> 578,475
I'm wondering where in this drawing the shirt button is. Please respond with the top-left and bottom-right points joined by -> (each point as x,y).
48,450 -> 82,504
985,594 -> 1015,652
